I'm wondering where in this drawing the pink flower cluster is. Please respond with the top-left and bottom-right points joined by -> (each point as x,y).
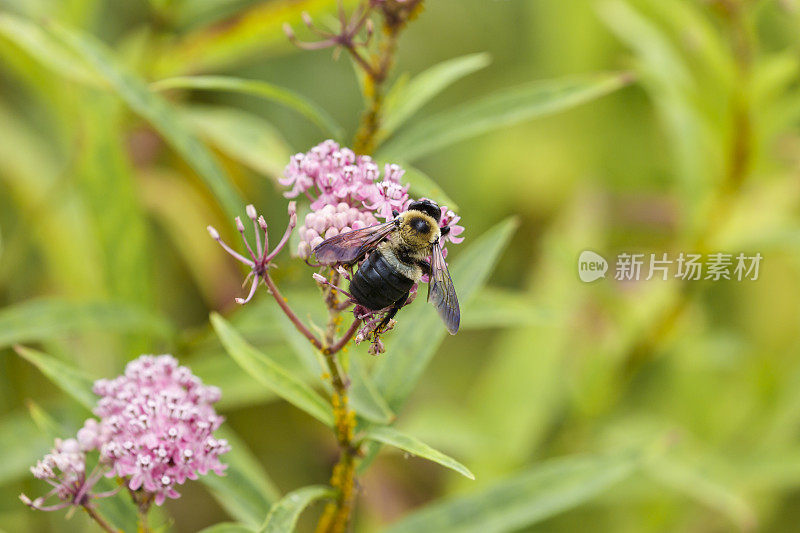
281,140 -> 464,259
93,355 -> 229,506
297,204 -> 378,259
21,438 -> 98,511
22,355 -> 229,513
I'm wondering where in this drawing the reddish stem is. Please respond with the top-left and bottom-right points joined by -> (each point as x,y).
263,273 -> 324,351
329,319 -> 362,354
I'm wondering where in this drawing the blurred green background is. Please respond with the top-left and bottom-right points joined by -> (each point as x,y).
2,0 -> 800,531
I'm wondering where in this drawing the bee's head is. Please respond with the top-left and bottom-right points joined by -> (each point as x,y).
398,201 -> 441,251
407,199 -> 441,222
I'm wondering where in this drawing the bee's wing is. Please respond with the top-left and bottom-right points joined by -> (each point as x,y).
427,241 -> 460,335
313,221 -> 397,265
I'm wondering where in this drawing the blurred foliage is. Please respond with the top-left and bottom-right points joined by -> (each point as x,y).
1,0 -> 800,531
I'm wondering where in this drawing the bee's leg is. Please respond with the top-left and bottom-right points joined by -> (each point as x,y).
312,273 -> 357,303
441,226 -> 451,237
376,292 -> 410,333
418,259 -> 432,277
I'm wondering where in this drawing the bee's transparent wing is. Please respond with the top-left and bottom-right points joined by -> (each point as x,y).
428,241 -> 460,334
313,221 -> 397,265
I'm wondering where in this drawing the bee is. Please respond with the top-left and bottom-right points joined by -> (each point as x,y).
313,199 -> 460,335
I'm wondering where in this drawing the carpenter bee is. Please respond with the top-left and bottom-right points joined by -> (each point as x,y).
313,199 -> 460,335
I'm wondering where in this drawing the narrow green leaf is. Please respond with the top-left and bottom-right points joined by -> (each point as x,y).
378,72 -> 631,162
153,0 -> 359,76
645,456 -> 756,531
24,400 -> 65,441
382,52 -> 491,139
348,353 -> 395,425
154,76 -> 343,139
211,312 -> 334,427
0,411 -> 51,485
49,23 -> 244,220
373,218 -> 519,410
461,288 -> 550,330
181,105 -> 293,179
259,485 -> 336,533
0,13 -> 99,85
387,162 -> 459,211
191,352 -> 281,411
202,427 -> 282,527
384,453 -> 639,533
363,426 -> 474,480
270,305 -> 395,425
14,346 -> 96,411
0,298 -> 173,350
198,523 -> 256,533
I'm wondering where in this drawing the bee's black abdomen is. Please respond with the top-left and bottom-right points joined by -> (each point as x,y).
350,250 -> 414,310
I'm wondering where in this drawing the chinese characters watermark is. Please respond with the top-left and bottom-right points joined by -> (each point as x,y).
579,251 -> 762,283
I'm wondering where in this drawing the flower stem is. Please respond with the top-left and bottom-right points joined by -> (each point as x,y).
83,504 -> 116,533
264,272 -> 324,351
316,271 -> 359,533
353,23 -> 401,155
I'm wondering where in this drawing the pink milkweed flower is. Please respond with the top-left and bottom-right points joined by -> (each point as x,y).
363,180 -> 410,221
439,206 -> 464,246
297,203 -> 379,259
279,141 -> 410,218
208,202 -> 297,305
20,437 -> 115,512
93,355 -> 229,506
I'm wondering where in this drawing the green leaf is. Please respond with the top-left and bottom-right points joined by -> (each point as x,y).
461,288 -> 550,330
373,218 -> 519,410
181,104 -> 293,179
348,352 -> 395,425
14,346 -> 96,410
270,304 -> 395,425
49,23 -> 244,220
362,426 -> 474,480
387,162 -> 459,211
378,72 -> 631,162
381,52 -> 491,140
198,523 -> 256,533
0,298 -> 173,350
153,0 -> 359,76
211,312 -> 334,427
0,410 -> 51,485
73,94 -> 154,326
153,76 -> 343,139
191,352 -> 281,411
383,453 -> 639,533
645,455 -> 756,531
24,400 -> 66,441
0,13 -> 99,85
202,427 -> 282,527
259,485 -> 336,533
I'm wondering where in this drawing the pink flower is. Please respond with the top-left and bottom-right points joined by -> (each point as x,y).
297,203 -> 379,259
93,355 -> 229,506
439,206 -> 464,246
279,140 -> 410,219
363,179 -> 410,221
279,142 -> 465,263
21,437 -> 113,512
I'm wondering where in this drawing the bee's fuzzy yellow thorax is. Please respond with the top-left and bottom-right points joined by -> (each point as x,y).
398,211 -> 440,252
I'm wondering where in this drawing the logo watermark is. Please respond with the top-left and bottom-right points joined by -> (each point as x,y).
578,250 -> 608,282
578,251 -> 762,282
